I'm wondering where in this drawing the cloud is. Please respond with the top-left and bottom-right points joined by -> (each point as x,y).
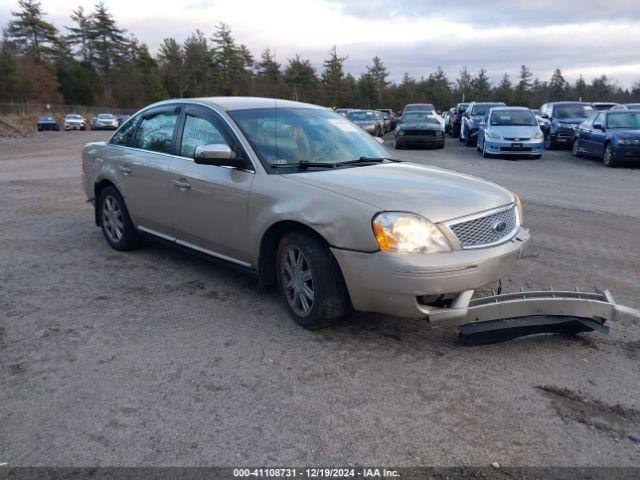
0,0 -> 639,86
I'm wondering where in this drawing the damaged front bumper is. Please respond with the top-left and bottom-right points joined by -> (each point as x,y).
424,288 -> 640,344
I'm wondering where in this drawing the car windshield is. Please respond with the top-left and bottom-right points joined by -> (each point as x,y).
471,104 -> 501,116
98,114 -> 115,119
39,116 -> 53,121
625,104 -> 640,109
401,112 -> 440,124
405,105 -> 434,112
490,110 -> 537,126
554,104 -> 593,119
457,104 -> 469,113
229,107 -> 392,168
67,115 -> 82,119
347,110 -> 375,121
606,112 -> 640,129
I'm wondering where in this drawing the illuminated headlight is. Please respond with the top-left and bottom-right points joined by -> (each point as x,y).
485,129 -> 501,139
534,130 -> 544,139
372,212 -> 452,254
514,194 -> 524,225
617,138 -> 640,145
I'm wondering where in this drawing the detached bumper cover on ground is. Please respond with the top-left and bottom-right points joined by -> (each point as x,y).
426,288 -> 640,344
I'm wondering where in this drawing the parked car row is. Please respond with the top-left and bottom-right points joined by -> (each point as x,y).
439,98 -> 639,167
36,113 -> 130,132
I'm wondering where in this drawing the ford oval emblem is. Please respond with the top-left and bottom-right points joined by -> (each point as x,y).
492,220 -> 507,233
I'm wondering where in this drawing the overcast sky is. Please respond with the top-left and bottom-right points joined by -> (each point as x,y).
2,0 -> 640,87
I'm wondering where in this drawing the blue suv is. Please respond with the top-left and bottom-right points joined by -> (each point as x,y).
538,101 -> 594,149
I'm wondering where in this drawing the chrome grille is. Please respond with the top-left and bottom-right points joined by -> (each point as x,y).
449,205 -> 517,248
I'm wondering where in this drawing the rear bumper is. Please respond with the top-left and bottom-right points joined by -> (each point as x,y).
331,227 -> 530,319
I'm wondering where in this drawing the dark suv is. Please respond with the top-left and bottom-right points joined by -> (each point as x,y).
538,101 -> 594,149
460,102 -> 505,146
450,102 -> 469,137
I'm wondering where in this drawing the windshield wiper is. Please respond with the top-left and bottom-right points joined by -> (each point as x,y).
336,157 -> 399,166
271,161 -> 336,171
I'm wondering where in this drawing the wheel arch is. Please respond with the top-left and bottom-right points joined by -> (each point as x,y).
94,179 -> 118,226
257,220 -> 337,288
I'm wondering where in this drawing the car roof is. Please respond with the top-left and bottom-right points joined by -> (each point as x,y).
489,106 -> 531,111
157,97 -> 326,112
548,101 -> 591,105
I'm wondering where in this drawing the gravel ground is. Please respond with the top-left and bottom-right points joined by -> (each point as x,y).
1,130 -> 639,467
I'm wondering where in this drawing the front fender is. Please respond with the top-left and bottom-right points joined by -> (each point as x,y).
247,175 -> 380,265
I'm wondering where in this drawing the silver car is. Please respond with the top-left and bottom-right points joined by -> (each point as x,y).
82,97 -> 529,328
64,114 -> 87,131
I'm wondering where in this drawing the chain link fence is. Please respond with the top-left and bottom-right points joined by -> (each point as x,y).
0,103 -> 136,117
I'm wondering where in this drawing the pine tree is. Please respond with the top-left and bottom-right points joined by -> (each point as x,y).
89,2 -> 127,78
574,75 -> 588,101
157,38 -> 185,98
211,23 -> 250,96
183,30 -> 216,97
365,56 -> 389,106
284,55 -> 318,102
455,66 -> 472,101
494,73 -> 513,104
470,68 -> 491,101
321,46 -> 347,107
514,65 -> 533,106
66,6 -> 93,64
7,0 -> 57,61
549,68 -> 567,100
256,48 -> 282,97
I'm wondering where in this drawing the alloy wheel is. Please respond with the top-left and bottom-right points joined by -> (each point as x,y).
102,195 -> 124,243
603,145 -> 614,166
280,245 -> 314,317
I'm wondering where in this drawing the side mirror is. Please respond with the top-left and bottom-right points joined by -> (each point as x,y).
194,143 -> 244,168
541,113 -> 550,119
593,123 -> 604,131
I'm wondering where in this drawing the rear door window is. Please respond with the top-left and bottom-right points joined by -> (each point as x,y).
132,111 -> 179,154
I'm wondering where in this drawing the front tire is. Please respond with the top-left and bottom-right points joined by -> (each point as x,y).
277,232 -> 351,329
544,131 -> 557,150
572,139 -> 583,157
464,129 -> 474,147
603,143 -> 618,168
97,186 -> 143,251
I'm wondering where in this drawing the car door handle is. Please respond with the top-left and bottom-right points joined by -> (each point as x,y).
172,178 -> 191,191
119,165 -> 132,176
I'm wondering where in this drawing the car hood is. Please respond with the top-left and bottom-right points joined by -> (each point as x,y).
352,120 -> 375,125
610,128 -> 640,138
283,162 -> 514,223
493,125 -> 540,137
399,122 -> 441,130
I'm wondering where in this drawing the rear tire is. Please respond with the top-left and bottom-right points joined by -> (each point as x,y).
276,231 -> 351,329
97,186 -> 143,251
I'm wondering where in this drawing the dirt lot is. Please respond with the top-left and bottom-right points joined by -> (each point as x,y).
1,130 -> 640,467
